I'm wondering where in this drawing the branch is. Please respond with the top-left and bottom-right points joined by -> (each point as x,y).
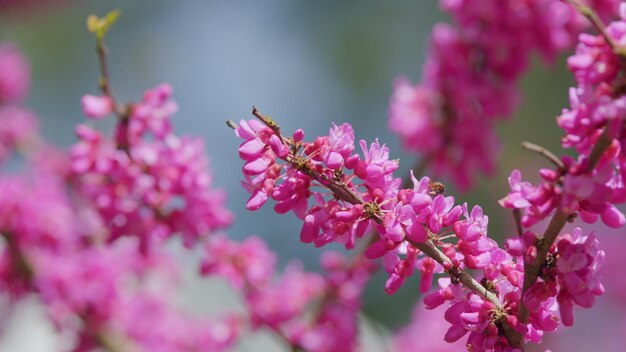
93,33 -> 127,117
563,0 -> 626,56
408,238 -> 524,349
241,108 -> 504,301
226,119 -> 238,130
233,107 -> 524,347
585,127 -> 612,172
521,141 -> 565,170
517,209 -> 569,325
88,10 -> 126,116
1,232 -> 34,282
408,239 -> 501,308
513,209 -> 524,237
517,126 -> 613,327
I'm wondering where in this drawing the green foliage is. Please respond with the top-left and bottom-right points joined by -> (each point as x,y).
86,9 -> 121,40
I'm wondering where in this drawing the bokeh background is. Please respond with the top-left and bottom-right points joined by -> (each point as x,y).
1,1 -> 623,351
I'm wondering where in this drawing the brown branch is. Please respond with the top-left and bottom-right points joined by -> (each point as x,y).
94,36 -> 126,117
252,105 -> 286,144
1,232 -> 34,282
585,127 -> 612,172
516,127 -> 613,334
407,239 -> 501,308
409,238 -> 524,349
513,209 -> 524,237
244,108 -> 503,301
517,209 -> 568,325
563,0 -> 626,56
226,119 -> 238,130
236,108 -> 524,346
95,38 -> 113,99
521,141 -> 565,170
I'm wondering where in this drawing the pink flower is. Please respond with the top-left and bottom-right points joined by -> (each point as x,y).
81,94 -> 113,119
71,86 -> 232,249
388,78 -> 442,154
0,43 -> 30,104
200,235 -> 276,290
418,194 -> 462,234
0,106 -> 38,162
323,123 -> 355,169
388,0 -> 619,190
555,228 -> 605,326
128,83 -> 177,142
394,303 -> 464,351
246,262 -> 325,329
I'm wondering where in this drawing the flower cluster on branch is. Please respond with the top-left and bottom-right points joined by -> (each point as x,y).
1,1 -> 626,352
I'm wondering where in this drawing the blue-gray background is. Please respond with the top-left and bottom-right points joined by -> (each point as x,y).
0,1 -> 594,351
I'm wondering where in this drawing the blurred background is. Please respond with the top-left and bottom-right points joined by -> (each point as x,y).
1,0 -> 623,351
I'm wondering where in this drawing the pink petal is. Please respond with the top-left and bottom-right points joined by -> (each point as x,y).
243,157 -> 271,175
239,138 -> 266,159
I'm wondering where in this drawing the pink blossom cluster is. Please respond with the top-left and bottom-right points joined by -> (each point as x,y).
37,241 -> 240,352
201,234 -> 373,352
501,7 -> 626,229
0,167 -> 240,352
0,43 -> 30,104
393,303 -> 463,351
3,1 -> 626,350
389,0 -> 621,189
235,115 -> 556,348
0,42 -> 242,351
233,58 -> 622,349
234,117 -> 503,295
423,225 -> 605,350
71,84 -> 232,250
0,44 -> 38,163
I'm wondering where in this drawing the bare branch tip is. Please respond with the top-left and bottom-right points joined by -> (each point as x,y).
226,120 -> 238,129
521,141 -> 565,170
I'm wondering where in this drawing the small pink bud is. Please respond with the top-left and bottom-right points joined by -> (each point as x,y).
423,291 -> 445,309
601,204 -> 625,228
365,239 -> 388,259
539,168 -> 558,182
443,324 -> 467,343
81,94 -> 113,119
268,134 -> 288,158
505,238 -> 525,256
292,129 -> 304,142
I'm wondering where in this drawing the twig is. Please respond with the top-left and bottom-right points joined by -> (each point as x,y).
513,209 -> 524,237
226,119 -> 238,129
233,108 -> 524,347
585,128 -> 612,172
94,39 -> 125,116
564,0 -> 626,56
407,239 -> 501,308
252,105 -> 286,144
408,238 -> 524,349
243,108 -> 504,303
521,141 -> 565,170
516,126 -> 613,330
1,232 -> 34,282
